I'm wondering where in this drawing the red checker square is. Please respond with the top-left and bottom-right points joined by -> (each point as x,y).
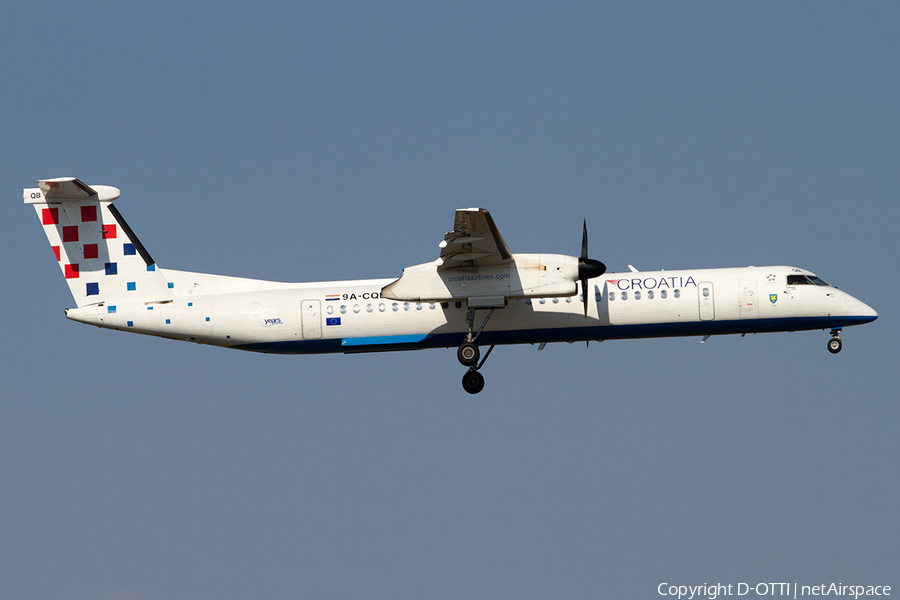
81,205 -> 97,222
63,226 -> 79,243
42,207 -> 59,225
65,264 -> 80,279
84,243 -> 99,259
102,224 -> 117,239
53,246 -> 61,261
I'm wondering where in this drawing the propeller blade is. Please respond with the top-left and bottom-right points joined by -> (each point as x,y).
582,219 -> 589,261
577,219 -> 607,318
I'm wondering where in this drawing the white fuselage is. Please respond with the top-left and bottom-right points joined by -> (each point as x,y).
64,264 -> 877,354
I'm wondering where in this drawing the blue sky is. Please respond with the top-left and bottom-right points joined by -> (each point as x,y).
2,3 -> 897,599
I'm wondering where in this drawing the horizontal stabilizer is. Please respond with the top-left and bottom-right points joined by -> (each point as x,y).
30,177 -> 121,203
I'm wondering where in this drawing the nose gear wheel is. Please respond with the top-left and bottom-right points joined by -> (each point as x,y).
827,328 -> 843,354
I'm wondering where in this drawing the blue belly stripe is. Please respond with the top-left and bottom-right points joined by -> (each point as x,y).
341,334 -> 429,347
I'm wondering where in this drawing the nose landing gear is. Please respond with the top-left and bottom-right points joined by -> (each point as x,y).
827,328 -> 843,354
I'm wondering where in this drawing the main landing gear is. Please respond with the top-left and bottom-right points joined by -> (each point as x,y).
458,307 -> 497,394
827,328 -> 843,354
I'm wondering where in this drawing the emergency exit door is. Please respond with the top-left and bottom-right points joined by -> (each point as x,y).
699,282 -> 715,321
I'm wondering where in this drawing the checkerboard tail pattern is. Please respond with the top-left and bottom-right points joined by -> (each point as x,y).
25,178 -> 173,308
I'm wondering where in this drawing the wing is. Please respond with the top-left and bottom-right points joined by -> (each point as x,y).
437,208 -> 513,269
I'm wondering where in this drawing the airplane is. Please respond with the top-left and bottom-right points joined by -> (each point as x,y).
26,177 -> 878,394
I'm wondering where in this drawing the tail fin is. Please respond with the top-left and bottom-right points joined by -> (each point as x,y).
25,177 -> 173,307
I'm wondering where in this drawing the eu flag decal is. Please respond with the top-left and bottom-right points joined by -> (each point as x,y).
326,317 -> 342,326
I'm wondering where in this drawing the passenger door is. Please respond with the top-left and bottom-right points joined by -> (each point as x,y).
301,299 -> 322,339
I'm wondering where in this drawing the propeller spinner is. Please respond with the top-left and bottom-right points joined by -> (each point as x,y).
578,219 -> 606,317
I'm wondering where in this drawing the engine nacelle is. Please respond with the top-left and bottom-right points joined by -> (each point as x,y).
381,253 -> 579,302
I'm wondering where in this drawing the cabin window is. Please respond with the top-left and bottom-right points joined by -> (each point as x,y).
621,291 -> 628,300
634,291 -> 641,300
392,303 -> 399,312
326,305 -> 334,315
340,305 -> 347,314
353,304 -> 361,313
415,302 -> 423,310
403,302 -> 410,311
702,287 -> 710,297
595,292 -> 602,301
648,290 -> 654,299
552,298 -> 559,304
525,299 -> 532,305
539,298 -> 546,304
441,302 -> 449,309
378,303 -> 386,312
429,303 -> 436,310
366,303 -> 374,313
565,297 -> 572,303
674,289 -> 680,298
660,289 -> 667,299
609,292 -> 616,301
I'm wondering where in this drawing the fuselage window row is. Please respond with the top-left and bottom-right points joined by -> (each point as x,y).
323,286 -> 690,317
608,289 -> 680,301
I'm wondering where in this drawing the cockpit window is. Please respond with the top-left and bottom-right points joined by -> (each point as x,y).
787,274 -> 830,287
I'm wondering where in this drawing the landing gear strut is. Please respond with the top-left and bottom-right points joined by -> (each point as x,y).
458,307 -> 497,394
827,328 -> 843,354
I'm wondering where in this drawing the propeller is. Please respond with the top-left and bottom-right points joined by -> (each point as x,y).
578,219 -> 606,317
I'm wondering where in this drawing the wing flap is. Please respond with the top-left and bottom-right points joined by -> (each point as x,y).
438,209 -> 512,269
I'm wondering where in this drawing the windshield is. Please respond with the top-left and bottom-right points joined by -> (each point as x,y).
787,274 -> 830,287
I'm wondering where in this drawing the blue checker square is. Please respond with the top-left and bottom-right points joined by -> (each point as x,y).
127,321 -> 134,327
127,282 -> 136,291
123,243 -> 136,255
105,262 -> 117,275
108,305 -> 116,314
147,264 -> 156,272
166,319 -> 171,324
168,282 -> 174,288
86,282 -> 99,296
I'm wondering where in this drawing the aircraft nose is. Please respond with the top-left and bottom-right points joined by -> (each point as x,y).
849,297 -> 877,324
861,301 -> 878,321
